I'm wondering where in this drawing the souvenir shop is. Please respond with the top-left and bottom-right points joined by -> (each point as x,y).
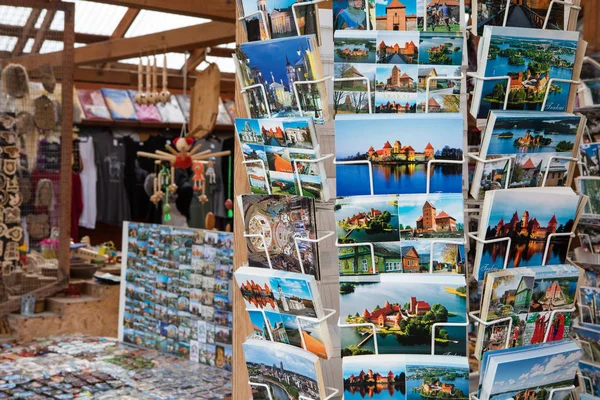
0,1 -> 237,398
232,0 -> 600,400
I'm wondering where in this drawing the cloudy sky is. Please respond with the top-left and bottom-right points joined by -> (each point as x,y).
243,340 -> 318,379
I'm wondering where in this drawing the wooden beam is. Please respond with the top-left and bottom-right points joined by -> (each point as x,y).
183,48 -> 206,73
2,21 -> 236,69
31,9 -> 56,54
86,0 -> 236,22
12,9 -> 41,56
111,8 -> 139,39
209,47 -> 234,58
583,0 -> 600,54
0,24 -> 107,44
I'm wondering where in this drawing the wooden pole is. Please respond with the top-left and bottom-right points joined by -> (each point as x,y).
232,1 -> 252,398
582,0 -> 600,54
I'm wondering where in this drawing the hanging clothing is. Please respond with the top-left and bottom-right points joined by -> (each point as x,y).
123,136 -> 149,220
94,130 -> 131,226
78,135 -> 97,229
71,173 -> 83,241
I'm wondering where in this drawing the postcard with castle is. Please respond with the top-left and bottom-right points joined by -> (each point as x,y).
470,111 -> 585,199
239,194 -> 320,279
473,187 -> 584,281
342,354 -> 469,400
235,117 -> 330,201
478,341 -> 581,400
235,266 -> 324,319
243,338 -> 327,400
470,27 -> 581,120
241,0 -> 320,43
474,264 -> 580,358
333,30 -> 464,115
235,35 -> 330,122
339,273 -> 467,357
335,114 -> 464,196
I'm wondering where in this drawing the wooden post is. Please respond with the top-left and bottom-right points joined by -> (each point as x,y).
232,2 -> 252,399
582,0 -> 600,54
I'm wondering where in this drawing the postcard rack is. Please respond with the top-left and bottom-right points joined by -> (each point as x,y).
291,153 -> 334,198
579,374 -> 595,395
249,381 -> 339,400
242,230 -> 335,276
293,76 -> 333,119
576,338 -> 596,363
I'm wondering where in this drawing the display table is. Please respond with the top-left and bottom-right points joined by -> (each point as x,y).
0,335 -> 232,399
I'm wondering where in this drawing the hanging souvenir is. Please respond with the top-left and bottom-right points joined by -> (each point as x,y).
205,159 -> 216,184
26,214 -> 50,240
159,166 -> 172,222
3,160 -> 16,175
0,193 -> 7,206
146,57 -> 155,105
190,62 -> 220,139
34,179 -> 54,209
6,226 -> 23,242
34,95 -> 56,130
4,207 -> 20,225
1,64 -> 29,99
0,131 -> 16,144
159,53 -> 171,103
15,111 -> 34,136
6,177 -> 18,193
192,161 -> 205,191
134,58 -> 146,105
8,193 -> 22,208
151,55 -> 159,104
225,155 -> 233,218
39,64 -> 56,94
0,116 -> 15,131
4,241 -> 19,261
4,146 -> 19,159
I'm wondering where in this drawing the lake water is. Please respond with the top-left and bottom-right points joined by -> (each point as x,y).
340,281 -> 467,355
336,200 -> 399,242
271,383 -> 288,400
488,128 -> 576,155
336,164 -> 462,196
407,377 -> 470,400
344,387 -> 406,399
420,49 -> 462,65
479,43 -> 576,117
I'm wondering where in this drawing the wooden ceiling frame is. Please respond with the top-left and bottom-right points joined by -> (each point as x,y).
11,8 -> 41,56
1,21 -> 236,70
84,0 -> 235,23
31,9 -> 56,54
110,8 -> 140,39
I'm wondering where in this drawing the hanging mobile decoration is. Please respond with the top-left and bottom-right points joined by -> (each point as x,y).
150,55 -> 159,105
193,161 -> 209,204
146,56 -> 155,105
225,155 -> 233,218
159,53 -> 171,103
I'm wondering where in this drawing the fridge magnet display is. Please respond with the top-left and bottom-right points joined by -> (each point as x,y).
470,27 -> 581,119
119,223 -> 233,370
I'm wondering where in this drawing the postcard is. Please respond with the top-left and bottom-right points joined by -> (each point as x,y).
580,360 -> 600,397
333,0 -> 375,31
578,107 -> 600,142
416,65 -> 462,113
470,27 -> 580,119
397,193 -> 465,240
576,177 -> 600,215
471,111 -> 584,199
375,0 -> 421,31
335,114 -> 464,196
343,354 -> 469,400
236,117 -> 329,200
479,341 -> 582,400
235,266 -> 324,318
473,188 -> 583,280
574,323 -> 600,363
421,0 -> 462,32
339,274 -> 467,356
580,142 -> 600,176
474,0 -> 573,36
334,62 -> 377,116
243,339 -> 326,400
235,35 -> 329,122
241,194 -> 320,278
241,0 -> 320,43
336,195 -> 401,243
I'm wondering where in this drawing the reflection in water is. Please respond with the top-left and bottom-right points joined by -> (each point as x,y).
345,383 -> 406,398
482,240 -> 568,268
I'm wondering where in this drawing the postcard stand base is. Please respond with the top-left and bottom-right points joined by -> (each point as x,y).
249,381 -> 339,400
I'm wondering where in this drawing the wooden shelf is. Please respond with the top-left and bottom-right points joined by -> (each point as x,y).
77,119 -> 234,133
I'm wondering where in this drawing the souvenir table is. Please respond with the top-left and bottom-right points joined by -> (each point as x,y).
0,334 -> 232,399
